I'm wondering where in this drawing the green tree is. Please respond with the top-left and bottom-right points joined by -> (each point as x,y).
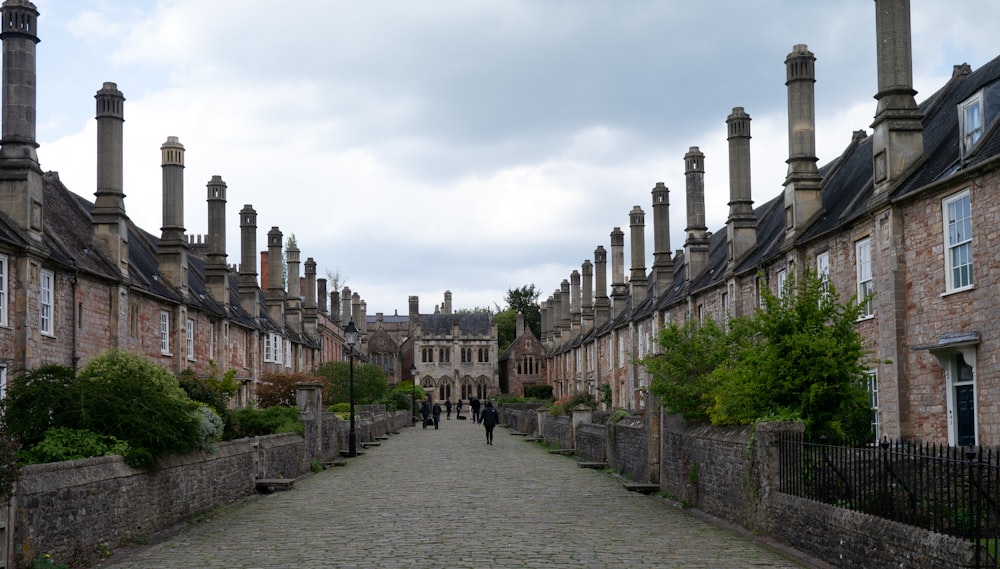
495,284 -> 541,352
644,318 -> 736,422
709,268 -> 873,441
315,361 -> 388,406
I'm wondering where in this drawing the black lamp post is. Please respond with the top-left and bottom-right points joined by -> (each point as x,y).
410,363 -> 418,423
345,319 -> 359,457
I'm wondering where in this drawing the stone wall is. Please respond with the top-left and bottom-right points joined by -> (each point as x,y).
498,405 -> 538,436
575,423 -> 606,462
12,434 -> 304,567
541,415 -> 573,449
608,417 -> 647,481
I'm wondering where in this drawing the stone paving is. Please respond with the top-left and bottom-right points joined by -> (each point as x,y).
100,415 -> 817,569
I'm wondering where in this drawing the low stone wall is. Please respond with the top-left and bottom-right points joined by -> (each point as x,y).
541,415 -> 573,449
768,493 -> 975,568
12,433 -> 305,567
499,406 -> 538,435
575,423 -> 607,462
608,417 -> 647,481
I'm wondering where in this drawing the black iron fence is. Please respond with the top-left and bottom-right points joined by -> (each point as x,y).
778,432 -> 1000,568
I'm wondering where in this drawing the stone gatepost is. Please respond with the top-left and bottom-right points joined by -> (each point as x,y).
571,404 -> 592,451
296,382 -> 325,463
751,421 -> 805,531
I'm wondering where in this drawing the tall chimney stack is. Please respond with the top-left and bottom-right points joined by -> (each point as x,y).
783,45 -> 823,238
570,270 -> 581,332
92,82 -> 128,277
238,204 -> 259,319
265,227 -> 284,325
581,259 -> 594,332
629,205 -> 648,305
0,0 -> 43,248
594,245 -> 610,325
684,147 -> 709,283
205,175 -> 229,308
159,136 -> 188,298
871,0 -> 923,205
651,183 -> 673,296
610,227 -> 627,316
726,107 -> 756,273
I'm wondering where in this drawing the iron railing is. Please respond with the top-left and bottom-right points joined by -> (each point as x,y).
778,432 -> 1000,568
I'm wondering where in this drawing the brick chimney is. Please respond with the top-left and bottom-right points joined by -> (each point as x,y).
629,205 -> 647,305
783,45 -> 823,239
0,0 -> 44,250
594,245 -> 610,326
570,269 -> 581,332
92,82 -> 128,278
238,204 -> 259,319
560,279 -> 571,344
871,0 -> 923,206
266,226 -> 284,326
684,147 -> 709,283
651,183 -> 673,296
304,257 -> 317,337
285,240 -> 302,334
159,136 -> 188,298
610,227 -> 627,316
726,107 -> 756,272
205,175 -> 228,308
581,259 -> 594,332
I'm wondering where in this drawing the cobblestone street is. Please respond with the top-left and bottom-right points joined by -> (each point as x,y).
101,417 -> 818,568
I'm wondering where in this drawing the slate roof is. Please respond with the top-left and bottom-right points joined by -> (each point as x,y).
417,312 -> 492,337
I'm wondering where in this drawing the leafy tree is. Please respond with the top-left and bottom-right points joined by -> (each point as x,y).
644,318 -> 737,422
315,361 -> 388,406
256,372 -> 325,408
1,364 -> 77,447
495,284 -> 542,352
709,268 -> 873,441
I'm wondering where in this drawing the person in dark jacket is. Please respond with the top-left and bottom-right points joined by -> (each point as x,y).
455,398 -> 463,419
420,399 -> 431,429
479,401 -> 499,445
432,401 -> 442,429
470,396 -> 481,423
445,398 -> 452,420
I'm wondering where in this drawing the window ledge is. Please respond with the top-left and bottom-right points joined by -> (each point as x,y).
941,285 -> 975,298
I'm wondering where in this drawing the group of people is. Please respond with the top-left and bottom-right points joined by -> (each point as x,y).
418,395 -> 499,444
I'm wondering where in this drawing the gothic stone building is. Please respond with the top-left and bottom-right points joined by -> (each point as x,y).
542,0 -> 1000,447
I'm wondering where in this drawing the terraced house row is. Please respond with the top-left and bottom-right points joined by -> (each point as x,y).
540,0 -> 1000,447
0,0 -> 355,401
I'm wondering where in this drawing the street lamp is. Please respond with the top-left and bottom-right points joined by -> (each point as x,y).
345,319 -> 359,457
410,363 -> 418,424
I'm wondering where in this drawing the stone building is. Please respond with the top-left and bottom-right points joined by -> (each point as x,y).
542,0 -> 1000,446
410,292 -> 499,403
498,312 -> 546,397
0,0 -> 349,400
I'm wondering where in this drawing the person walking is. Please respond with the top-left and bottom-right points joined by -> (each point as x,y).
445,398 -> 452,420
455,398 -> 463,419
470,396 -> 481,423
420,399 -> 431,429
432,401 -> 442,429
479,401 -> 499,445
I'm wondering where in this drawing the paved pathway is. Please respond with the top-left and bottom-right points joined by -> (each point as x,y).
101,415 -> 816,568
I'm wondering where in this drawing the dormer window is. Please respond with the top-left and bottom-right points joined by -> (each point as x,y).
960,91 -> 984,156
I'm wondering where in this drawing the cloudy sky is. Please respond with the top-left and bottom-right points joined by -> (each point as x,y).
30,0 -> 1000,315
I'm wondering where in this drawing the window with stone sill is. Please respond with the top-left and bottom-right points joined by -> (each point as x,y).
943,189 -> 973,293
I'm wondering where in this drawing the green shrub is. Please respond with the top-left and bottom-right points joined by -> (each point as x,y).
18,428 -> 130,464
525,384 -> 553,400
328,402 -> 350,414
196,406 -> 224,450
5,349 -> 203,468
385,389 -> 413,413
229,405 -> 302,438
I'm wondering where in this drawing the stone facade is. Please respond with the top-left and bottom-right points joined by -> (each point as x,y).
539,0 -> 1000,447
